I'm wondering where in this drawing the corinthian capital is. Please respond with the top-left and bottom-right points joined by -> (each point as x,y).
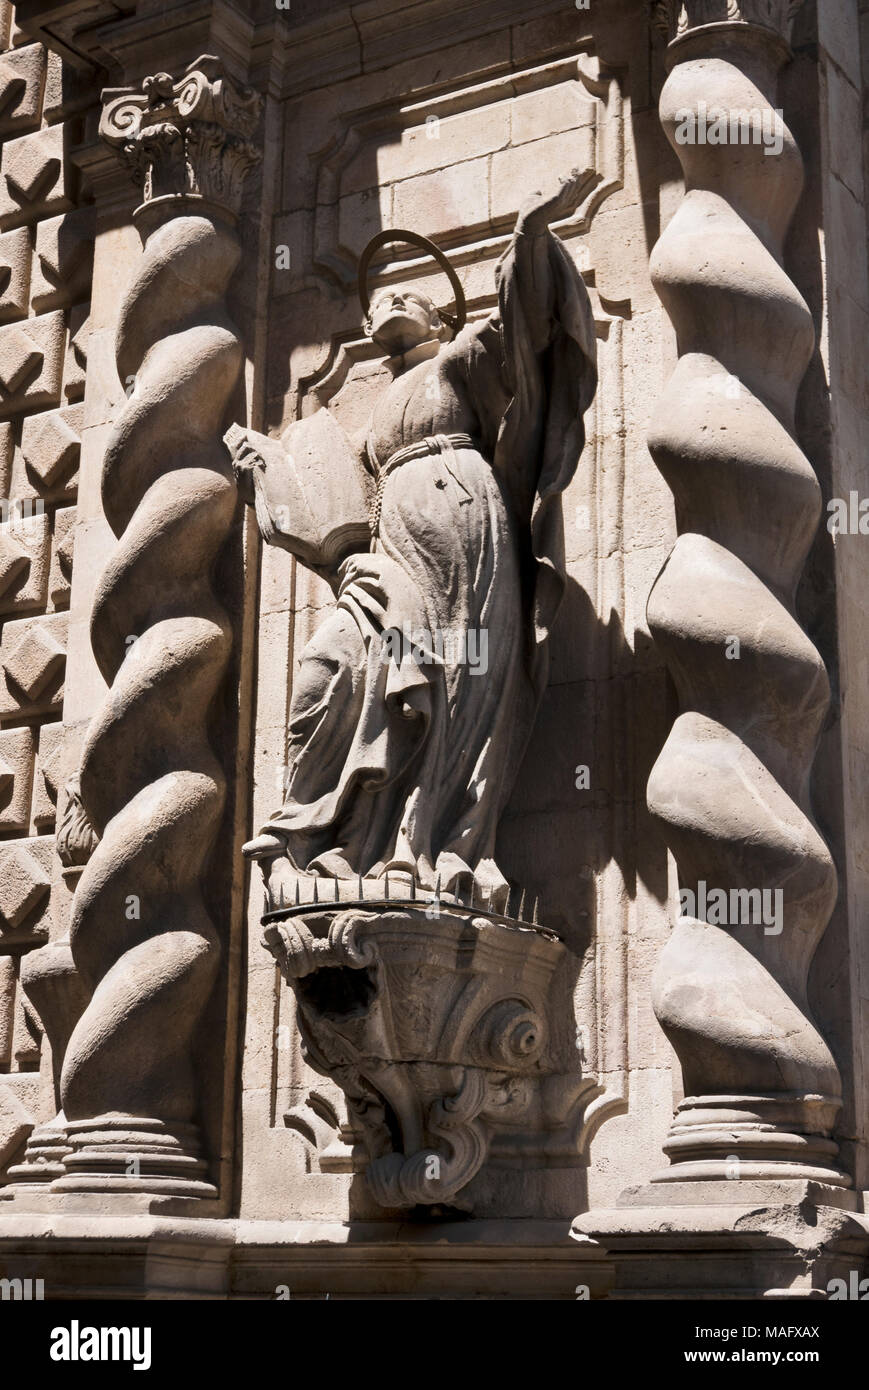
653,0 -> 804,46
100,55 -> 262,218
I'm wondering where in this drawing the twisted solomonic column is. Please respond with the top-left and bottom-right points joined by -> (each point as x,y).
645,2 -> 848,1184
55,59 -> 261,1196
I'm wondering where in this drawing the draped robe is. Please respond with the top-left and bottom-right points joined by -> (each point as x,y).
258,227 -> 597,900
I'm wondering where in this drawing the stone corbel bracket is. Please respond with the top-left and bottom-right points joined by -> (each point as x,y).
263,900 -> 573,1210
100,55 -> 262,219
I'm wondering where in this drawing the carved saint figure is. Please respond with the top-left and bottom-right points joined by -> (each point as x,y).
231,172 -> 597,905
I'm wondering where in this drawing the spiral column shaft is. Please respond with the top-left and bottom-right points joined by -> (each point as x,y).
53,61 -> 260,1196
645,12 -> 847,1184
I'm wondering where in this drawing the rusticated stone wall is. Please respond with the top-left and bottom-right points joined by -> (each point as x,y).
0,0 -> 97,1177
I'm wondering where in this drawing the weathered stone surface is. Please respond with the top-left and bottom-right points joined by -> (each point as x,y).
0,503 -> 48,611
48,502 -> 74,603
0,42 -> 45,137
644,0 -> 846,1191
31,718 -> 61,826
54,56 -> 262,1202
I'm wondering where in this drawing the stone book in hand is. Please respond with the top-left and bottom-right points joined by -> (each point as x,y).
225,408 -> 373,575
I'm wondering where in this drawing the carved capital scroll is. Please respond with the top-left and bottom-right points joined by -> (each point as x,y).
100,55 -> 261,218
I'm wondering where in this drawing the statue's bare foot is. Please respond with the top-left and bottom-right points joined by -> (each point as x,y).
243,830 -> 287,860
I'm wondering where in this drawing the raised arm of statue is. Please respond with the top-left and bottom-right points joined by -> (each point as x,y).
500,168 -> 597,354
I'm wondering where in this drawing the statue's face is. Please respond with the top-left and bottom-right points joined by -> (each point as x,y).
368,287 -> 440,354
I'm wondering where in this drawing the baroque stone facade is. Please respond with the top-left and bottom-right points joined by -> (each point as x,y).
0,0 -> 866,1302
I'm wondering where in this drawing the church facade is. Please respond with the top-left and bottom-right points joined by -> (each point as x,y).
0,0 -> 867,1301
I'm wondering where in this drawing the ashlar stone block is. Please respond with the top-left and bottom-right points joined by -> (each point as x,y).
0,1080 -> 33,1166
0,526 -> 29,594
32,718 -> 61,827
49,502 -> 74,604
63,302 -> 87,401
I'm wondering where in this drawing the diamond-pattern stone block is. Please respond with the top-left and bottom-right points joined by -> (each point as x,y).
20,403 -> 79,486
31,207 -> 95,311
32,720 -> 61,828
0,726 -> 34,831
0,226 -> 31,321
0,44 -> 46,137
0,1082 -> 33,1166
0,322 -> 42,393
64,303 -> 88,401
0,842 -> 50,930
0,124 -> 71,229
0,309 -> 63,416
49,504 -> 75,604
4,621 -> 64,698
0,504 -> 48,612
0,613 -> 67,715
0,528 -> 29,594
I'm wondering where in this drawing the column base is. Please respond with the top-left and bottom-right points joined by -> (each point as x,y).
51,1118 -> 216,1200
653,1093 -> 850,1187
572,1180 -> 869,1299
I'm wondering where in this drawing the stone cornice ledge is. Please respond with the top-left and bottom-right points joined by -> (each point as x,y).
0,1215 -> 616,1298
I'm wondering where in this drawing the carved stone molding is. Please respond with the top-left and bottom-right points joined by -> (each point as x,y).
100,55 -> 261,220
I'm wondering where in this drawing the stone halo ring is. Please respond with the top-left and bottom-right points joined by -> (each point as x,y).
357,228 -> 467,333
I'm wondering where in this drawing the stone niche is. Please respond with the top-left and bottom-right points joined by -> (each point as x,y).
242,6 -> 678,1226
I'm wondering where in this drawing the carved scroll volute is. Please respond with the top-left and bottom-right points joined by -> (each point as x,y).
99,55 -> 261,220
643,1 -> 849,1185
54,60 -> 262,1199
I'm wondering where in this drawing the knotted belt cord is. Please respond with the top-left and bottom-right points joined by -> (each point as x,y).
367,431 -> 477,537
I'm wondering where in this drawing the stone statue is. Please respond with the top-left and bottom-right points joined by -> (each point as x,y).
230,170 -> 597,907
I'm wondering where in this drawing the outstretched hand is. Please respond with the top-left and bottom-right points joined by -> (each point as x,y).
516,167 -> 589,236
